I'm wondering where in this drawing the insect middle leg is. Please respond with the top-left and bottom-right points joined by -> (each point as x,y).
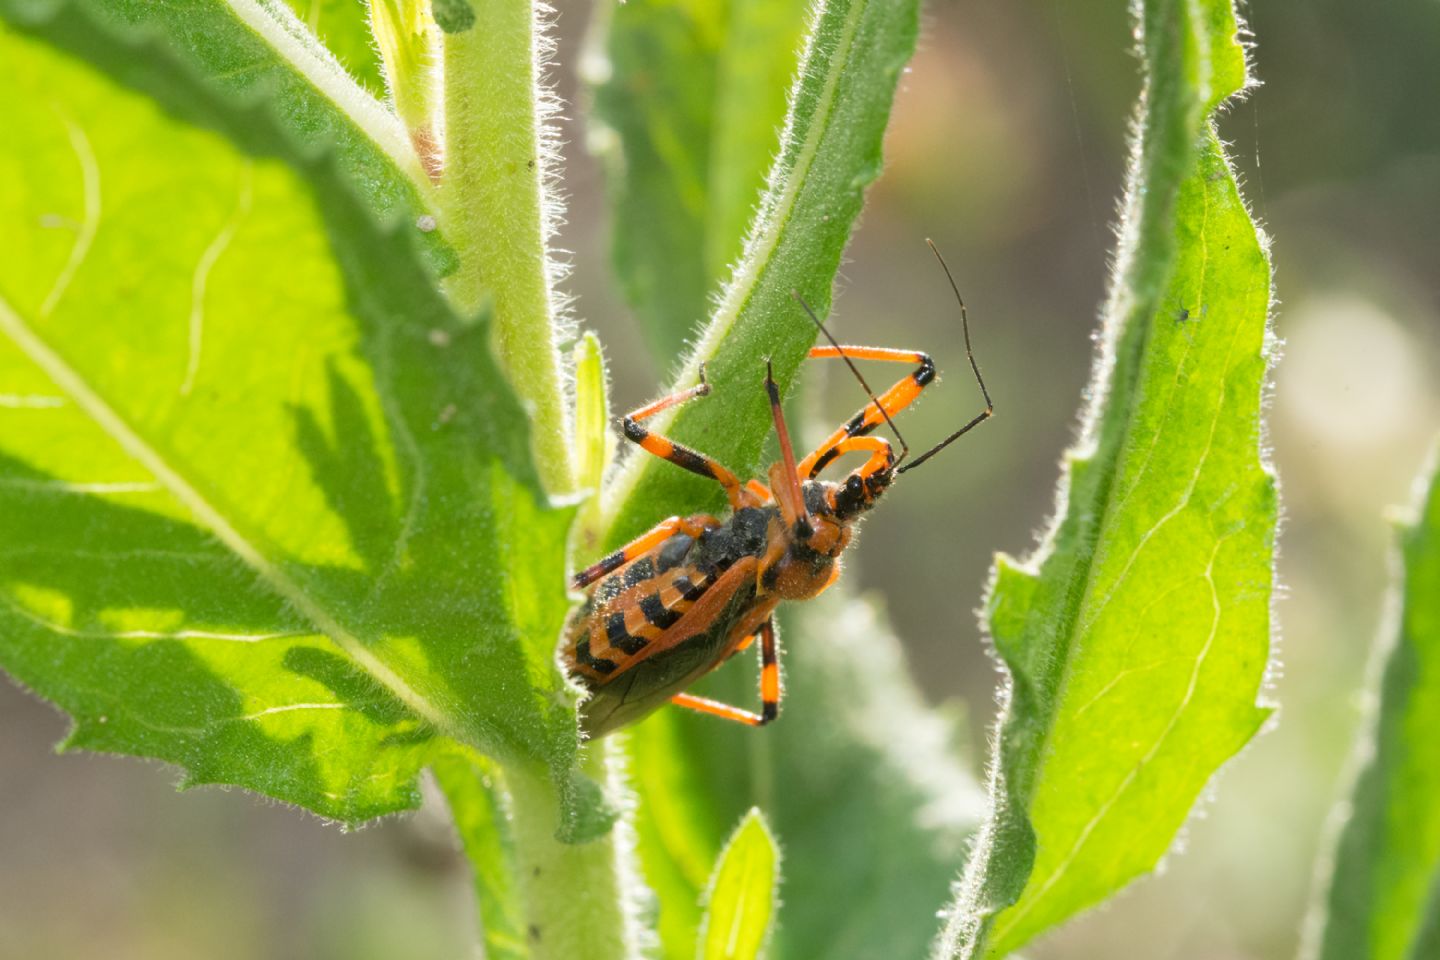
620,366 -> 750,508
797,346 -> 935,478
670,619 -> 780,727
572,514 -> 717,589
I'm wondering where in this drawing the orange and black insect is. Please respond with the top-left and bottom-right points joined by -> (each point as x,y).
564,243 -> 993,737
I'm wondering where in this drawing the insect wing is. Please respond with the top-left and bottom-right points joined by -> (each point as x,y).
581,558 -> 760,736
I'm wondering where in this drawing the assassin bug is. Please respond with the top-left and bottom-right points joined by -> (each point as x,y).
564,242 -> 993,737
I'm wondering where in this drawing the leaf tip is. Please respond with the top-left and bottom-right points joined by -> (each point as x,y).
699,807 -> 782,960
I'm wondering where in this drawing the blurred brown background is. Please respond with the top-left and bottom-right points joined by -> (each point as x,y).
3,0 -> 1438,956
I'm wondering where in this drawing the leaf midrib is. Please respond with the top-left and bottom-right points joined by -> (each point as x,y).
0,290 -> 448,735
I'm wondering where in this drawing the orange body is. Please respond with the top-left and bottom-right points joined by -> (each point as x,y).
563,269 -> 992,736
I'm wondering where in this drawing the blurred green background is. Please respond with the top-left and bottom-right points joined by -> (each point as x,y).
3,0 -> 1438,957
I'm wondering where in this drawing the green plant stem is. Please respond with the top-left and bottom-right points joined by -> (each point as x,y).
440,0 -> 573,495
504,745 -> 638,960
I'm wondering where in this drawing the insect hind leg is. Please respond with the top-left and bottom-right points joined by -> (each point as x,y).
669,619 -> 780,726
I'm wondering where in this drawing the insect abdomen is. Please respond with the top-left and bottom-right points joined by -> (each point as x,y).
568,562 -> 717,680
563,507 -> 776,685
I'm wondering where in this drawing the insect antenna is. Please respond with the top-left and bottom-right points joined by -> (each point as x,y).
791,290 -> 911,464
897,240 -> 994,474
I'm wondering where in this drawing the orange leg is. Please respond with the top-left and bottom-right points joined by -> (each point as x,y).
797,346 -> 934,479
670,619 -> 780,726
573,515 -> 716,589
822,436 -> 895,483
620,366 -> 749,507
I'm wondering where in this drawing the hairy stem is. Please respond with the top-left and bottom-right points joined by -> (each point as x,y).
504,746 -> 639,960
439,0 -> 573,494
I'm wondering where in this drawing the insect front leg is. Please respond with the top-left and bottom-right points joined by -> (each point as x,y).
669,619 -> 780,727
797,345 -> 934,479
793,239 -> 993,479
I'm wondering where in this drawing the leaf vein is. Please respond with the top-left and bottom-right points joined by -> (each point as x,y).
1076,181 -> 1228,641
221,0 -> 430,195
997,530 -> 1237,937
39,113 -> 100,321
0,291 -> 448,731
182,162 -> 254,396
2,594 -> 309,644
0,394 -> 66,408
0,478 -> 160,494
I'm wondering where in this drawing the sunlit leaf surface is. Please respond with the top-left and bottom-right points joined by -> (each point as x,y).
940,0 -> 1276,955
0,0 -> 438,261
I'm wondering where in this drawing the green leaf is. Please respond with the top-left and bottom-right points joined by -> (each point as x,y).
1415,892 -> 1440,960
596,0 -> 922,552
698,809 -> 780,960
0,0 -> 437,249
573,331 -> 615,499
0,22 -> 581,821
588,0 -> 810,359
631,591 -> 985,960
938,1 -> 1276,956
1305,448 -> 1440,960
572,331 -> 617,562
